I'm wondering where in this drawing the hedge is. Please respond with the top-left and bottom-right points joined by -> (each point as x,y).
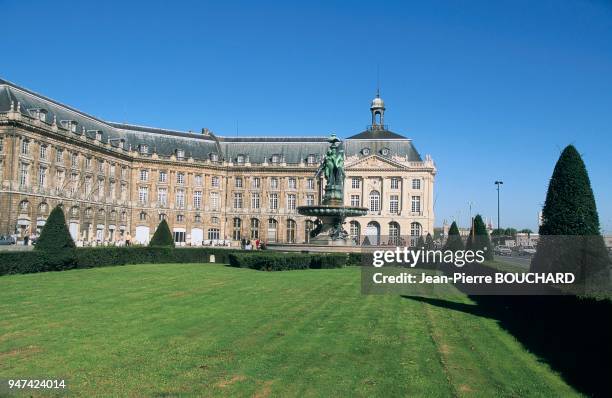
0,247 -> 242,276
228,252 -> 349,271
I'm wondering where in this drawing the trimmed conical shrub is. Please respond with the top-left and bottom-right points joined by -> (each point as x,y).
444,221 -> 464,251
425,233 -> 434,250
531,145 -> 609,290
35,205 -> 75,251
416,235 -> 425,248
149,219 -> 174,247
466,215 -> 493,260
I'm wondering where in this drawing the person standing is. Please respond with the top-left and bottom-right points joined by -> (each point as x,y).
125,231 -> 132,246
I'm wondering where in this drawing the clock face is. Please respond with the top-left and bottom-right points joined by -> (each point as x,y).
362,148 -> 370,156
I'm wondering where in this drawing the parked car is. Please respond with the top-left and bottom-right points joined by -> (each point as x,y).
0,236 -> 16,245
520,246 -> 537,255
494,246 -> 513,256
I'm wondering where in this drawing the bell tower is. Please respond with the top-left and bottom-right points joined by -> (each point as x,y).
370,89 -> 385,128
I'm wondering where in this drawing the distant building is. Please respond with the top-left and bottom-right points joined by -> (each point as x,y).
0,79 -> 436,246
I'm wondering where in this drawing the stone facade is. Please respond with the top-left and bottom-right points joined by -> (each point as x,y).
0,79 -> 436,246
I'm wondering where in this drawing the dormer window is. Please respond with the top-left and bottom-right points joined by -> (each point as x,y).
29,108 -> 48,122
96,131 -> 103,141
381,148 -> 391,156
361,148 -> 370,156
210,153 -> 219,162
307,154 -> 316,165
271,154 -> 281,164
61,120 -> 78,132
139,144 -> 148,154
176,149 -> 185,159
236,154 -> 245,164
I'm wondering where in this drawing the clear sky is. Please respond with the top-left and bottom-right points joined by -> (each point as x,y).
3,0 -> 611,233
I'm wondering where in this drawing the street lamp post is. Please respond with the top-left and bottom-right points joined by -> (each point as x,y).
494,181 -> 503,231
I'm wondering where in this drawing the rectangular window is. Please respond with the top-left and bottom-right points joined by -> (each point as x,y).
307,178 -> 315,190
85,176 -> 92,195
159,170 -> 167,183
109,181 -> 115,199
350,194 -> 360,207
288,178 -> 296,189
85,157 -> 91,169
121,166 -> 128,179
287,194 -> 296,210
306,194 -> 315,206
412,178 -> 421,190
351,178 -> 360,189
0,138 -> 3,152
269,193 -> 278,210
270,177 -> 278,189
110,163 -> 115,175
121,184 -> 127,200
391,178 -> 400,189
54,149 -> 62,163
177,172 -> 185,184
211,176 -> 220,188
56,169 -> 65,185
39,145 -> 47,160
252,177 -> 261,188
140,169 -> 148,181
194,174 -> 202,186
98,160 -> 104,173
71,153 -> 78,167
235,177 -> 243,188
210,192 -> 219,209
38,167 -> 46,186
251,193 -> 260,209
21,140 -> 30,156
158,188 -> 168,206
174,231 -> 185,243
233,193 -> 243,209
176,189 -> 185,208
98,179 -> 105,198
390,194 -> 399,214
138,186 -> 149,204
411,196 -> 421,213
193,191 -> 202,208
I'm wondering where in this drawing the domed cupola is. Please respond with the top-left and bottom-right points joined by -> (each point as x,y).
370,90 -> 385,128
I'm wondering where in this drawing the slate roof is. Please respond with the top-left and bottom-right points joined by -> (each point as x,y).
0,78 -> 424,163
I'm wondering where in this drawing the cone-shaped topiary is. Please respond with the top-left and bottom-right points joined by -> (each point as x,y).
444,221 -> 464,251
531,145 -> 609,290
35,205 -> 75,251
466,215 -> 493,260
416,235 -> 425,248
149,219 -> 174,247
425,233 -> 434,250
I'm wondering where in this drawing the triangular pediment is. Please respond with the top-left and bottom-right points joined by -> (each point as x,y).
346,155 -> 408,170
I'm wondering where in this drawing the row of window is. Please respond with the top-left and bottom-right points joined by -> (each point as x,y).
362,191 -> 421,213
138,172 -> 316,191
350,177 -> 421,190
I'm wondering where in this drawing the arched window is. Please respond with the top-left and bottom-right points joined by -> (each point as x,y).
97,208 -> 105,219
349,221 -> 361,244
110,210 -> 117,219
158,213 -> 167,221
71,206 -> 79,217
211,216 -> 219,225
232,218 -> 242,240
286,219 -> 296,243
410,222 -> 422,246
38,202 -> 48,214
250,218 -> 260,239
267,219 -> 278,243
369,190 -> 380,212
139,211 -> 147,221
121,211 -> 127,221
365,221 -> 380,246
389,222 -> 400,245
19,200 -> 29,212
85,207 -> 93,217
305,220 -> 315,243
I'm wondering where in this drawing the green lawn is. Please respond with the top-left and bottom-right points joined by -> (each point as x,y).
0,264 -> 580,397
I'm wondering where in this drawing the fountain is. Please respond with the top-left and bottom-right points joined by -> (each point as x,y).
297,134 -> 367,246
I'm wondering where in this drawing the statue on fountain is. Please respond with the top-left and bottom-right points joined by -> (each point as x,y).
298,133 -> 367,245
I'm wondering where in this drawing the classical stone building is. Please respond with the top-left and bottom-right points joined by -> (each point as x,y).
0,78 -> 436,246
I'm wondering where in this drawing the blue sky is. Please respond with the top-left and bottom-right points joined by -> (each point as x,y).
3,0 -> 611,232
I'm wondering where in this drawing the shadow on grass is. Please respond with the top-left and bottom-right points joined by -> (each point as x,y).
403,294 -> 612,397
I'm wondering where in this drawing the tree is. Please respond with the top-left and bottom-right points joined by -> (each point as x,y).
519,228 -> 533,234
504,228 -> 517,237
466,214 -> 493,260
425,233 -> 435,250
444,221 -> 464,251
416,235 -> 425,248
531,145 -> 609,289
149,219 -> 174,247
35,205 -> 75,251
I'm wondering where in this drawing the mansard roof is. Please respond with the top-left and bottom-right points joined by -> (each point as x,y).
0,77 -> 424,163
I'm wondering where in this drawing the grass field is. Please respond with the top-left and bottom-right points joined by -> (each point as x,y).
0,264 -> 581,397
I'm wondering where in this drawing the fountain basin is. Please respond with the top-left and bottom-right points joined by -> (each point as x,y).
297,205 -> 368,218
